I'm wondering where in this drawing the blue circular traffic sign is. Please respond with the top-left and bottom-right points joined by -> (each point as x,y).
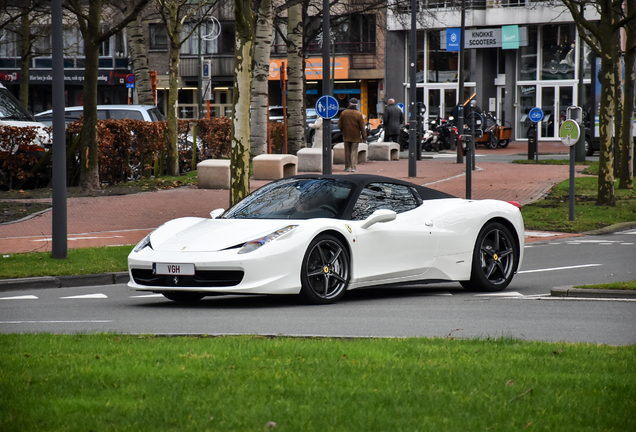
396,103 -> 405,113
125,74 -> 135,84
529,107 -> 544,123
316,95 -> 339,119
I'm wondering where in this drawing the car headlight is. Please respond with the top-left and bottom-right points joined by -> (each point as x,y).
133,233 -> 153,253
238,225 -> 297,255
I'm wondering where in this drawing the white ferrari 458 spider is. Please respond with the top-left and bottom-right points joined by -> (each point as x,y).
128,174 -> 524,304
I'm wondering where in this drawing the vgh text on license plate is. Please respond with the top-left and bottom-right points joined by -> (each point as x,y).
153,263 -> 195,275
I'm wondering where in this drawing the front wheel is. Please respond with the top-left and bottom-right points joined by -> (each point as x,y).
300,234 -> 350,304
460,222 -> 518,292
585,136 -> 594,156
498,139 -> 509,148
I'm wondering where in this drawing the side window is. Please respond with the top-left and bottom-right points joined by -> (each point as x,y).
351,183 -> 419,220
108,110 -> 144,120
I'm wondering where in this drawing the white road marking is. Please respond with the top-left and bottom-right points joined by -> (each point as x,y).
60,293 -> 108,299
517,264 -> 602,274
525,231 -> 564,237
0,320 -> 113,324
0,295 -> 38,300
474,291 -> 523,297
32,235 -> 124,243
129,294 -> 164,298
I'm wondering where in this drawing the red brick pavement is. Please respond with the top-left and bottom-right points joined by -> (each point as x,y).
0,141 -> 582,254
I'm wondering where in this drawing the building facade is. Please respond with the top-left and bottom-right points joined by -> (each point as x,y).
386,0 -> 600,141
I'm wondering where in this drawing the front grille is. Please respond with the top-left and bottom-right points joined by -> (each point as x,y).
131,269 -> 244,287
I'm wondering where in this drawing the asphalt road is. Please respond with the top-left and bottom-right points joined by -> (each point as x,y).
1,230 -> 634,345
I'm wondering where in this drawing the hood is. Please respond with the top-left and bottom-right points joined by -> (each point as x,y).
150,218 -> 299,252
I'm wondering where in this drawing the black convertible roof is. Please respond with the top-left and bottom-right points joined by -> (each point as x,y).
290,173 -> 456,201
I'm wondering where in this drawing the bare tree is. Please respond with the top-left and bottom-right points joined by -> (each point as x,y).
231,0 -> 255,205
65,0 -> 151,190
561,0 -> 636,205
0,0 -> 49,110
250,0 -> 273,157
286,2 -> 304,154
155,0 -> 218,176
619,0 -> 635,189
125,14 -> 155,106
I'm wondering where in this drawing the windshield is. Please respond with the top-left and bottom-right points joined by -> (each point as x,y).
223,178 -> 355,220
0,87 -> 35,121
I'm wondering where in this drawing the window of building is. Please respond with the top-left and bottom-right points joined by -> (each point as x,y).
540,24 -> 576,80
0,31 -> 19,58
63,28 -> 84,58
426,31 -> 460,83
181,20 -> 225,55
150,23 -> 168,50
518,26 -> 537,81
350,15 -> 376,54
219,21 -> 235,54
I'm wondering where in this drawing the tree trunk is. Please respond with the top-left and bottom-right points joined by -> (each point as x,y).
79,0 -> 104,191
127,15 -> 154,106
19,11 -> 31,110
250,0 -> 272,157
166,38 -> 180,176
619,0 -> 635,190
613,42 -> 623,178
230,0 -> 254,206
597,51 -> 616,206
285,3 -> 305,155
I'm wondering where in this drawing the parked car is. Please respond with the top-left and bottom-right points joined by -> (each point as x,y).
128,173 -> 524,304
306,107 -> 345,145
35,104 -> 165,123
0,82 -> 49,147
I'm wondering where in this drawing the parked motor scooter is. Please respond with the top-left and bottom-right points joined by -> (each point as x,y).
366,123 -> 384,143
422,119 -> 440,152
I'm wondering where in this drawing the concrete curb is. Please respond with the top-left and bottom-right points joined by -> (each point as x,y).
551,286 -> 636,299
583,221 -> 636,236
0,272 -> 129,292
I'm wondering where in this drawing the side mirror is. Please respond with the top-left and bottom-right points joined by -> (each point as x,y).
210,208 -> 225,219
360,209 -> 397,229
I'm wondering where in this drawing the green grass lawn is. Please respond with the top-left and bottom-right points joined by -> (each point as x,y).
1,334 -> 634,431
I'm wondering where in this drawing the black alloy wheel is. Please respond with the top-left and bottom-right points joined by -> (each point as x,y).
300,234 -> 350,304
461,222 -> 518,292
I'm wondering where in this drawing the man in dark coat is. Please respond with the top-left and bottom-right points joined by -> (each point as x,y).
338,98 -> 367,172
382,98 -> 404,144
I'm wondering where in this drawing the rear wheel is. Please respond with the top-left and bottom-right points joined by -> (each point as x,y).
300,234 -> 350,304
585,136 -> 594,156
163,292 -> 205,302
461,222 -> 518,292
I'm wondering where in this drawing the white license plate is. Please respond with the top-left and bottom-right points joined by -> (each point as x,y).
153,263 -> 195,275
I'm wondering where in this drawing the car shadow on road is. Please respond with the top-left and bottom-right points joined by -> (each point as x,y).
131,283 -> 466,309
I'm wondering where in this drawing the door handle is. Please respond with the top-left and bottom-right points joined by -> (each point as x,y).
425,220 -> 434,227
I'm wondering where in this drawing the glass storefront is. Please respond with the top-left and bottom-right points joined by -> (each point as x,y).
517,24 -> 584,140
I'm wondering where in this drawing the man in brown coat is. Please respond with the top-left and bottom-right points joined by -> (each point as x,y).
338,98 -> 367,172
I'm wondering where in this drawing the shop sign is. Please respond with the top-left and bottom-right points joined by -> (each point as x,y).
446,28 -> 461,52
443,26 -> 527,50
26,70 -> 131,85
269,58 -> 349,81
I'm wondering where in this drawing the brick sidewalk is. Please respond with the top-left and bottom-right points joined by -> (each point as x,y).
0,141 -> 582,254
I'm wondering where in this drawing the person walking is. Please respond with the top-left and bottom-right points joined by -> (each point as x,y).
382,98 -> 404,144
338,98 -> 367,172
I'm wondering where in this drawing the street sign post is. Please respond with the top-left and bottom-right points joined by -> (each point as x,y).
560,118 -> 581,222
316,95 -> 339,119
529,107 -> 544,122
528,107 -> 543,162
125,74 -> 135,89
